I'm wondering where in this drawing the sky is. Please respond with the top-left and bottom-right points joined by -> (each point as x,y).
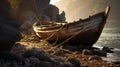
54,0 -> 120,28
50,0 -> 61,4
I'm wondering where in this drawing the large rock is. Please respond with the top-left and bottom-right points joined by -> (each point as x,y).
43,4 -> 59,21
9,0 -> 50,22
23,49 -> 51,62
102,46 -> 114,53
9,0 -> 55,33
67,58 -> 80,67
0,0 -> 21,51
0,23 -> 21,51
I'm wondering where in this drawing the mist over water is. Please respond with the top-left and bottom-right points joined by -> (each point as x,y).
94,26 -> 120,61
55,0 -> 120,28
55,0 -> 108,22
95,27 -> 120,49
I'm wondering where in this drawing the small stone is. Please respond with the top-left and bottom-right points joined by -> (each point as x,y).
97,50 -> 107,57
88,55 -> 102,61
67,58 -> 80,67
23,49 -> 39,58
23,49 -> 51,61
62,62 -> 74,67
28,57 -> 40,64
92,49 -> 107,56
102,47 -> 113,53
82,49 -> 93,55
24,58 -> 31,67
53,62 -> 63,67
35,61 -> 53,67
24,57 -> 41,67
35,51 -> 51,62
49,56 -> 64,63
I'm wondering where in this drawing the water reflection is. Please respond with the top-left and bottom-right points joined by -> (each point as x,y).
95,28 -> 120,49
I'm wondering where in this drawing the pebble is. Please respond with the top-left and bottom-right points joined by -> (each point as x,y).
92,49 -> 107,57
88,55 -> 102,61
61,62 -> 74,67
82,49 -> 93,55
67,58 -> 80,67
82,48 -> 107,57
102,47 -> 114,53
35,61 -> 54,67
27,57 -> 40,64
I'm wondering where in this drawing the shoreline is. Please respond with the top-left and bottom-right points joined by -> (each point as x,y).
1,34 -> 119,67
12,40 -> 120,66
93,45 -> 120,62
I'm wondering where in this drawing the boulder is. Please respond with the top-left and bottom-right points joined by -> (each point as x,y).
102,46 -> 114,53
67,58 -> 80,67
0,24 -> 21,51
82,49 -> 93,55
0,0 -> 22,52
23,49 -> 51,62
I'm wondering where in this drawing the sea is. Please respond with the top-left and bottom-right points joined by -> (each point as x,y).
94,28 -> 120,62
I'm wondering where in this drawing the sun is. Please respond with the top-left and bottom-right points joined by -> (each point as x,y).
50,0 -> 61,4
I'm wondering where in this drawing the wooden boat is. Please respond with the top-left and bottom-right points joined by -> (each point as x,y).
33,6 -> 110,47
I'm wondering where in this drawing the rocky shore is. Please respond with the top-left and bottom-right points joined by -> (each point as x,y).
0,0 -> 119,67
0,34 -> 119,67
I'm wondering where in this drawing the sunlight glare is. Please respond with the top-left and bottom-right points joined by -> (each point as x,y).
50,0 -> 61,4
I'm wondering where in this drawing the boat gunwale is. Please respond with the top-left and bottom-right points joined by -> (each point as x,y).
33,12 -> 105,32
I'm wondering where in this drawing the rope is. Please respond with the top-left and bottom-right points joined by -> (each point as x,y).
33,0 -> 64,44
57,27 -> 90,47
49,28 -> 93,55
40,24 -> 64,44
48,23 -> 96,52
40,22 -> 69,45
52,23 -> 69,45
